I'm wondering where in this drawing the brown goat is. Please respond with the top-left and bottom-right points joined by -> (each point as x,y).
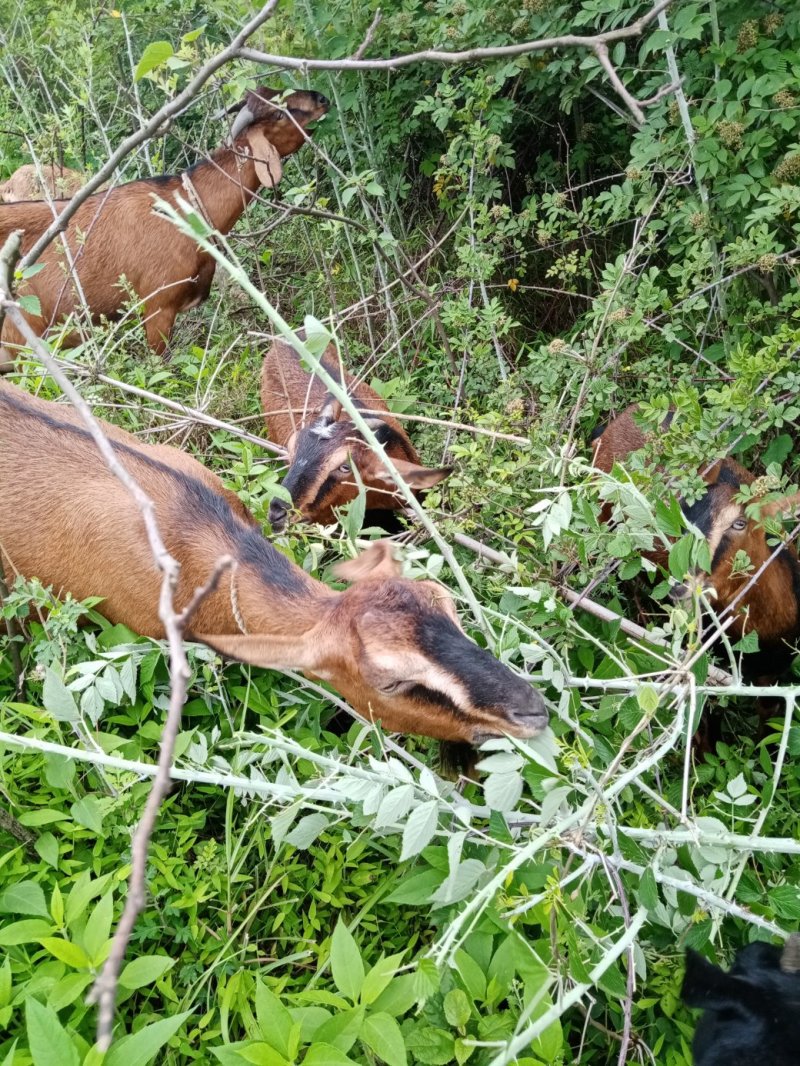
0,380 -> 547,743
592,403 -> 800,674
0,164 -> 86,203
261,336 -> 451,530
0,87 -> 329,370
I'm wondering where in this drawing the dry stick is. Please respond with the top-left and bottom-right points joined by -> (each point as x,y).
19,0 -> 280,270
63,364 -> 288,456
0,804 -> 36,850
237,0 -> 676,127
85,555 -> 232,1048
0,298 -> 232,1047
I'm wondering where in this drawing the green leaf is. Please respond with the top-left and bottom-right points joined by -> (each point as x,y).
400,801 -> 438,861
36,833 -> 59,869
25,996 -> 80,1066
0,919 -> 55,945
637,868 -> 659,911
384,870 -> 443,905
0,957 -> 11,1008
329,920 -> 364,1003
404,1027 -> 453,1066
303,1043 -> 359,1066
70,796 -> 105,835
0,880 -> 49,917
360,952 -> 404,1005
83,890 -> 113,963
39,937 -> 90,968
636,684 -> 660,714
42,667 -> 79,722
119,954 -> 175,990
313,1008 -> 364,1054
238,1044 -> 289,1066
361,1013 -> 406,1066
443,989 -> 471,1029
18,294 -> 41,318
255,981 -> 294,1057
285,813 -> 329,850
134,41 -> 174,81
104,1010 -> 192,1066
769,885 -> 800,920
484,771 -> 523,813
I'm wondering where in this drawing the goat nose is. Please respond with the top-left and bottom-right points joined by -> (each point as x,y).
508,686 -> 548,734
668,582 -> 690,602
268,500 -> 288,532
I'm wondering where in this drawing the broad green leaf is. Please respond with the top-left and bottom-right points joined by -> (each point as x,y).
65,872 -> 111,926
104,1010 -> 192,1066
238,1044 -> 289,1066
36,833 -> 59,870
285,813 -> 328,850
255,981 -> 293,1057
443,989 -> 471,1029
404,1027 -> 453,1066
25,996 -> 80,1066
384,870 -> 443,906
134,41 -> 174,81
484,771 -> 523,813
303,1043 -> 359,1066
360,952 -> 405,1005
637,684 -> 660,714
0,957 -> 10,1008
399,801 -> 438,861
370,974 -> 417,1017
119,955 -> 175,990
83,891 -> 114,963
70,796 -> 105,835
313,1007 -> 364,1054
47,972 -> 93,1012
0,880 -> 49,917
39,937 -> 90,969
42,667 -> 79,722
361,1013 -> 406,1066
0,919 -> 54,945
329,920 -> 364,1003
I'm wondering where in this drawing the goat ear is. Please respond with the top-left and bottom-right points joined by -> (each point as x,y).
333,540 -> 402,583
316,396 -> 342,425
197,633 -> 317,672
376,458 -> 453,489
246,129 -> 283,188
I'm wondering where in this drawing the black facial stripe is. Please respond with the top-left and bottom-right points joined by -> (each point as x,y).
415,613 -> 524,709
711,532 -> 733,573
405,683 -> 466,718
308,473 -> 340,513
683,489 -> 718,537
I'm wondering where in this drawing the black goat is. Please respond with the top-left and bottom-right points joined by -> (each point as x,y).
682,936 -> 800,1065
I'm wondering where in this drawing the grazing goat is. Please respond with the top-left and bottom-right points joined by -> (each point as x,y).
682,936 -> 800,1066
261,336 -> 451,530
0,381 -> 547,743
0,164 -> 85,203
591,404 -> 800,677
0,86 -> 329,370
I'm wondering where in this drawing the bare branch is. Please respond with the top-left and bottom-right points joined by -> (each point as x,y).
353,8 -> 382,60
237,0 -> 675,125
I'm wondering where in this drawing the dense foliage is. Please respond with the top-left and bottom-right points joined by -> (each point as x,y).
1,0 -> 799,1063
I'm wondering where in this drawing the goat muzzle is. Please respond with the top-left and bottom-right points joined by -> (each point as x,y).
269,499 -> 289,532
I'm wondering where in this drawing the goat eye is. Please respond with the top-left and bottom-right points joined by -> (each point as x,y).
338,463 -> 351,474
380,680 -> 405,696
731,517 -> 748,531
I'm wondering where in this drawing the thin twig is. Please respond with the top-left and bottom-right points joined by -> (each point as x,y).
237,0 -> 676,126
